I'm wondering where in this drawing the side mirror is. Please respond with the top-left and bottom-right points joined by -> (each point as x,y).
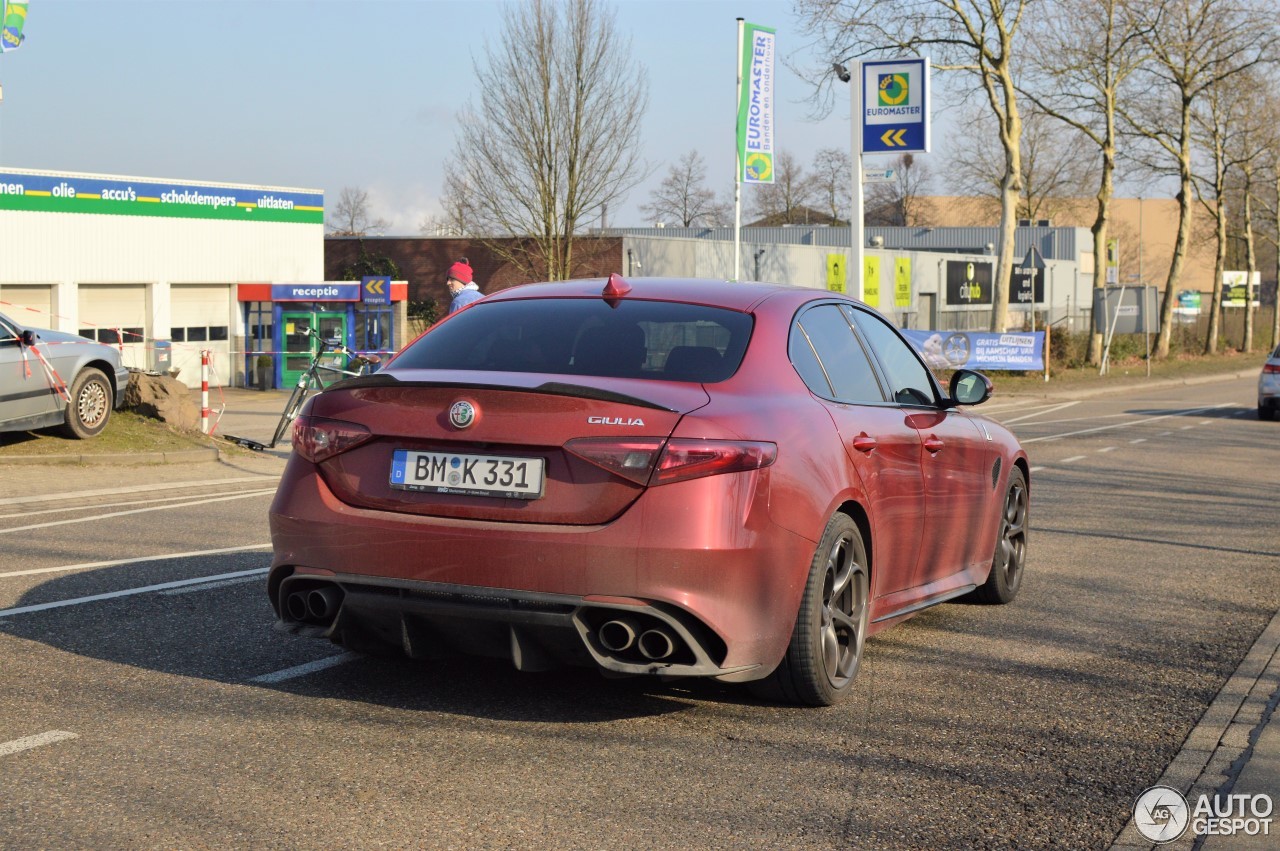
948,369 -> 993,407
20,329 -> 38,347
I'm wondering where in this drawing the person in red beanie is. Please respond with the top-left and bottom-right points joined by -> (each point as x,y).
445,257 -> 483,314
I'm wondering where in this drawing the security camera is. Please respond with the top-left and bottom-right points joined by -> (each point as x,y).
832,63 -> 851,83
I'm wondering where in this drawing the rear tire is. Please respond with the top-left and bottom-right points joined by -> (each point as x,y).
751,513 -> 869,706
1260,405 -> 1276,422
271,382 -> 311,448
59,367 -> 113,439
971,467 -> 1028,604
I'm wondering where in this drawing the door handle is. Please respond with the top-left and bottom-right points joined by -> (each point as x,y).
924,436 -> 944,453
852,435 -> 877,453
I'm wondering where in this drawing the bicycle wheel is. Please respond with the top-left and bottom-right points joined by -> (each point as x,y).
270,379 -> 313,448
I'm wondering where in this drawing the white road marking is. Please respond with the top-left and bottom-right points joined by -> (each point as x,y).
0,731 -> 78,757
0,476 -> 277,508
1098,446 -> 1117,453
160,575 -> 263,595
1130,438 -> 1147,444
1061,455 -> 1086,463
7,490 -> 255,519
1020,405 -> 1232,444
1029,466 -> 1045,472
0,544 -> 270,580
0,568 -> 268,618
251,652 -> 362,684
0,489 -> 277,534
1158,431 -> 1173,436
993,401 -> 1081,425
1180,425 -> 1195,430
1200,420 -> 1213,425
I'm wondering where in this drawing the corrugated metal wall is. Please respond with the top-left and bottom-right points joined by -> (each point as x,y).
620,235 -> 1091,333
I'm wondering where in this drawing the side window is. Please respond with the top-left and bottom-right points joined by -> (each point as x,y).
794,305 -> 885,403
788,323 -> 832,396
0,319 -> 17,345
845,306 -> 937,406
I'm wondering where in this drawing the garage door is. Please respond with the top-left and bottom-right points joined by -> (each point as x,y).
0,285 -> 54,329
79,284 -> 147,371
172,284 -> 234,387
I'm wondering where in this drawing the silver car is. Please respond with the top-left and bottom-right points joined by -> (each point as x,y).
1260,344 -> 1280,421
0,311 -> 130,438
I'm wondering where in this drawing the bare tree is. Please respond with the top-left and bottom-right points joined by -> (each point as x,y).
640,150 -> 728,227
945,107 -> 1099,222
1217,72 -> 1279,353
327,187 -> 390,237
866,153 -> 933,225
810,147 -> 852,225
441,0 -> 648,280
747,150 -> 816,224
420,164 -> 475,237
797,0 -> 1033,331
1119,0 -> 1277,358
1019,0 -> 1151,364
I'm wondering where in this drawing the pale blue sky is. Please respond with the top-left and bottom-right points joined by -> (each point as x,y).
0,0 -> 939,232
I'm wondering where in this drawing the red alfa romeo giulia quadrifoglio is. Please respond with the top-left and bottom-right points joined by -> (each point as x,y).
268,276 -> 1029,705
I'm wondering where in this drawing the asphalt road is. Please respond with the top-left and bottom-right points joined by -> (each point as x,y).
0,375 -> 1276,849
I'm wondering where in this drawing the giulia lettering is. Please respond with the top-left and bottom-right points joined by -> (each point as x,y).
587,416 -> 646,426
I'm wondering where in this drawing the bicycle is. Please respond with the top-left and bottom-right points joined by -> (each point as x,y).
268,327 -> 381,448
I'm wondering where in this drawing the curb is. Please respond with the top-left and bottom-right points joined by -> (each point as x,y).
0,447 -> 222,466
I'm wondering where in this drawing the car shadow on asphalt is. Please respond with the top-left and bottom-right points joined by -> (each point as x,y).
0,554 -> 764,722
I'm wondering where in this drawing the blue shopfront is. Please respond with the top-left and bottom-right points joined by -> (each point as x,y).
237,278 -> 406,389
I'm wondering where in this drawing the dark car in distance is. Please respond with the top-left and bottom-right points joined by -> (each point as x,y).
268,276 -> 1029,705
0,310 -> 129,439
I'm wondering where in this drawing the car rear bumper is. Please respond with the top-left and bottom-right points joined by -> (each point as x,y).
268,462 -> 814,681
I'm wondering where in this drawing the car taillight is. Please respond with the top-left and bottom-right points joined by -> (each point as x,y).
565,437 -> 776,486
293,415 -> 373,463
564,437 -> 667,485
653,439 -> 777,485
1264,363 -> 1280,374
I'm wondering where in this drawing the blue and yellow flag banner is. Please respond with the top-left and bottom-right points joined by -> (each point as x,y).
737,22 -> 775,185
2,1 -> 28,53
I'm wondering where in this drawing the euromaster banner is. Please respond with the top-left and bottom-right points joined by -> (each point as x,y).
737,22 -> 776,185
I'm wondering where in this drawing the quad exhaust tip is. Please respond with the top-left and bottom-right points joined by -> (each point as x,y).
596,618 -> 679,661
598,618 -> 639,653
283,584 -> 343,627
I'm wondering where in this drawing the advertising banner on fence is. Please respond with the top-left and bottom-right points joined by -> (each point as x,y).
863,255 -> 881,307
902,330 -> 1044,371
737,22 -> 776,184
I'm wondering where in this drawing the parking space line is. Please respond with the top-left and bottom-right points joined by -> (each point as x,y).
1180,424 -> 1195,430
1098,446 -> 1117,453
1130,438 -> 1147,444
0,476 -> 277,508
0,730 -> 78,758
1029,466 -> 1045,473
1061,455 -> 1086,463
0,544 -> 270,580
0,568 -> 268,618
0,490 -> 277,535
160,575 -> 264,595
251,652 -> 362,684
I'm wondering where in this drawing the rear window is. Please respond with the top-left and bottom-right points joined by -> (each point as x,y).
393,298 -> 753,382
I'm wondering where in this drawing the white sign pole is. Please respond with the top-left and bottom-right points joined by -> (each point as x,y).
850,61 -> 864,301
733,18 -> 744,283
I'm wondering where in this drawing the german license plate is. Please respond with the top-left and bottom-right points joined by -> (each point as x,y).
390,449 -> 545,499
